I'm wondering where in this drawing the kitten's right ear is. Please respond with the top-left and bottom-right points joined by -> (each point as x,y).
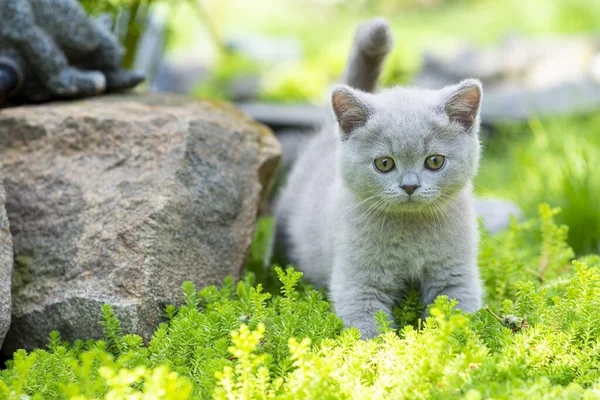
331,85 -> 371,138
442,79 -> 482,131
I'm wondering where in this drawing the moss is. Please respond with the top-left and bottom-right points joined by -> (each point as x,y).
12,251 -> 35,287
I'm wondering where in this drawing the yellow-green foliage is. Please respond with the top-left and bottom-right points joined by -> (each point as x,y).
2,205 -> 600,399
477,114 -> 600,255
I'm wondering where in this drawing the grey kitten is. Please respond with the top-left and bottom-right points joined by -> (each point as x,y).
274,18 -> 483,339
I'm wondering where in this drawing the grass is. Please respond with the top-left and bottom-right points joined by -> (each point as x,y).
2,206 -> 600,398
476,112 -> 600,255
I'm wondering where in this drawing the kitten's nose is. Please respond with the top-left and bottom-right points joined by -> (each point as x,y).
401,184 -> 419,195
400,172 -> 420,195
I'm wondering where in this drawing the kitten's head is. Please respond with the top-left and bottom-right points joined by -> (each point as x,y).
331,79 -> 482,214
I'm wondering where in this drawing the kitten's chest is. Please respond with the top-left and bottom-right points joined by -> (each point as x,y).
378,225 -> 437,270
344,214 -> 459,277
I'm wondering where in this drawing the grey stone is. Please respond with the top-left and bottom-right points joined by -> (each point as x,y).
0,93 -> 280,353
474,198 -> 523,234
0,164 -> 13,349
237,102 -> 329,130
481,80 -> 600,123
152,60 -> 210,95
226,35 -> 303,65
413,35 -> 600,122
151,33 -> 303,98
133,12 -> 167,85
228,75 -> 262,102
416,35 -> 600,87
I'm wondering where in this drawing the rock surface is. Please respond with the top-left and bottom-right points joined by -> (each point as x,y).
0,93 -> 280,353
0,164 -> 13,349
237,102 -> 328,130
474,198 -> 523,234
412,35 -> 600,122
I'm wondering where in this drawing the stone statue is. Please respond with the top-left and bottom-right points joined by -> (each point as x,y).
0,0 -> 144,105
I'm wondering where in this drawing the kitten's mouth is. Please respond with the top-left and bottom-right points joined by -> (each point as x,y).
359,194 -> 439,215
401,200 -> 427,209
382,191 -> 451,214
385,197 -> 430,213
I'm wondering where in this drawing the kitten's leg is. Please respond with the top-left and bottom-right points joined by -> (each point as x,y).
420,264 -> 483,314
330,267 -> 397,339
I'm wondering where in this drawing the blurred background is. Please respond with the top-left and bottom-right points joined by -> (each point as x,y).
81,0 -> 600,256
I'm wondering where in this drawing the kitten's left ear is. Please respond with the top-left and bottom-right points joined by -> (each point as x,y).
331,85 -> 372,139
442,79 -> 482,131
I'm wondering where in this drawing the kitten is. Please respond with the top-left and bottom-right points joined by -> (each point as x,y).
274,18 -> 483,339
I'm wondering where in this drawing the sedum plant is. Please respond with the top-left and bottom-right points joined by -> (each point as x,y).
1,204 -> 600,399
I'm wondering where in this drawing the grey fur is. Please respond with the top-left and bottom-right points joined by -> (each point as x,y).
0,0 -> 144,103
275,18 -> 483,339
342,17 -> 392,93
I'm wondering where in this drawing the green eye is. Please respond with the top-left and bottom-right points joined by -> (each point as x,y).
374,157 -> 395,172
425,155 -> 445,170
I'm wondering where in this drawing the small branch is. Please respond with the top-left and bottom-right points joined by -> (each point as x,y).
483,306 -> 504,324
189,0 -> 226,55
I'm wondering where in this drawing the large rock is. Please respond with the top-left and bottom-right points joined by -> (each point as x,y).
0,93 -> 280,353
0,164 -> 13,348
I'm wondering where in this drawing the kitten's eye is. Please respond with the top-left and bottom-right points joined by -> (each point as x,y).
374,157 -> 395,172
425,155 -> 445,170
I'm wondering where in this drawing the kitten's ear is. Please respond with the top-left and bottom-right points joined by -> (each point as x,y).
443,79 -> 482,131
331,85 -> 371,138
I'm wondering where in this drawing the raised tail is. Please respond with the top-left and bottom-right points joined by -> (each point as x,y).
342,17 -> 393,93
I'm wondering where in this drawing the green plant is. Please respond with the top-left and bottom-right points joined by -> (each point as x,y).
79,0 -> 193,69
183,0 -> 600,102
79,0 -> 156,68
1,205 -> 600,398
477,113 -> 600,255
193,51 -> 261,100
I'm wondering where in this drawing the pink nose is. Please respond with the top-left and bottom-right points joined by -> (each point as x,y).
401,185 -> 419,195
